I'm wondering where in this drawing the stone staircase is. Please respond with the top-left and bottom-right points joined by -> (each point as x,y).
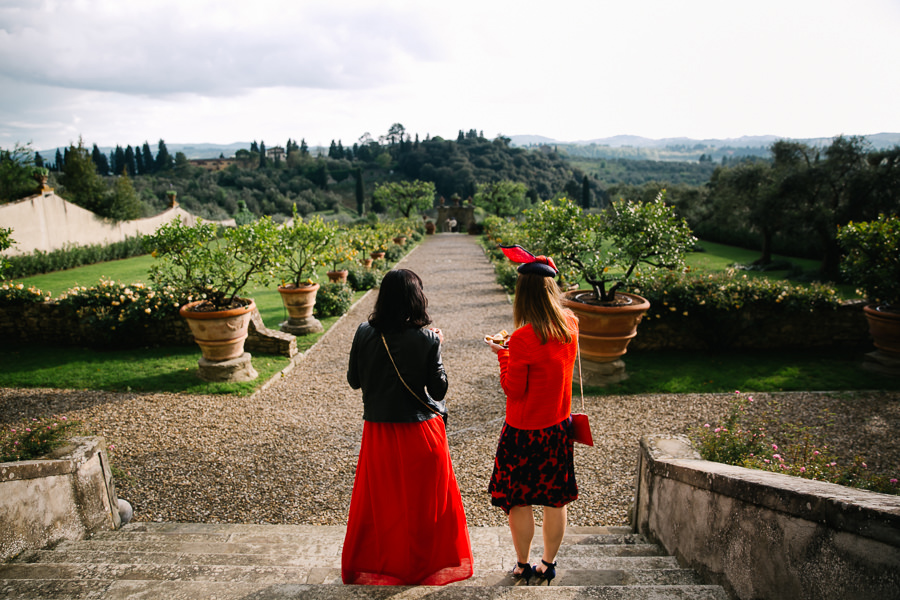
1,523 -> 729,599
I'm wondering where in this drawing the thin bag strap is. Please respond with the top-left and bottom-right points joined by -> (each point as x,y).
381,333 -> 442,417
577,333 -> 585,411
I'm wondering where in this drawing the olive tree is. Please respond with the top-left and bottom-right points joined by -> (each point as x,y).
373,180 -> 435,218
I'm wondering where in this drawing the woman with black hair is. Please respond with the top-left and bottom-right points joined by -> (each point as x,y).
342,269 -> 473,586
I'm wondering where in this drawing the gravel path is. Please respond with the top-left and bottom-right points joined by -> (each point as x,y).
2,234 -> 898,527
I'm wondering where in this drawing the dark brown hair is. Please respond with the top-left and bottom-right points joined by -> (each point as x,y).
368,269 -> 432,332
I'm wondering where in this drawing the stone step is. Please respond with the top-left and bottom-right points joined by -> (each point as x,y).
1,580 -> 730,600
1,523 -> 729,599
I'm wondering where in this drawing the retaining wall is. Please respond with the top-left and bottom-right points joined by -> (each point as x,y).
633,434 -> 900,600
0,191 -> 236,257
0,437 -> 121,562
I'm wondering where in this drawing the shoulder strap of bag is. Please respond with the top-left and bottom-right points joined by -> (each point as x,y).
577,332 -> 584,411
381,333 -> 443,417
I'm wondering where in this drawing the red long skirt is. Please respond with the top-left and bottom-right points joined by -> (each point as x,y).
341,417 -> 473,585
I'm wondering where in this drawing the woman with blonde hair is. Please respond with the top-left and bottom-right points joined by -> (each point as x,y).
485,245 -> 579,586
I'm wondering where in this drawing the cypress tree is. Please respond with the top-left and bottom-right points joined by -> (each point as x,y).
55,148 -> 64,171
91,144 -> 110,176
582,175 -> 591,209
114,146 -> 126,175
60,138 -> 106,214
355,167 -> 364,215
125,145 -> 137,176
156,139 -> 172,171
141,142 -> 154,174
259,141 -> 267,168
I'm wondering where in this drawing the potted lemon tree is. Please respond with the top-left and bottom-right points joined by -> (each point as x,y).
838,213 -> 900,366
275,209 -> 337,335
324,228 -> 359,283
522,191 -> 696,384
145,216 -> 280,376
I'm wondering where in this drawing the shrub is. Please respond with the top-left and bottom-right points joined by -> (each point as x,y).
314,282 -> 353,318
0,227 -> 12,279
493,261 -> 519,294
347,266 -> 380,291
385,242 -> 405,262
1,415 -> 81,462
3,236 -> 148,279
693,392 -> 899,495
631,269 -> 842,322
57,279 -> 182,348
0,282 -> 49,306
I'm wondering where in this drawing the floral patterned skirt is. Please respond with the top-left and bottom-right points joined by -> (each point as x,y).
488,418 -> 578,514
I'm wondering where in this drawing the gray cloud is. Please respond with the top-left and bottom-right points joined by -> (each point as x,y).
0,1 -> 444,96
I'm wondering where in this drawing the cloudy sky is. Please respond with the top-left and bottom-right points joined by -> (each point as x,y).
2,0 -> 899,153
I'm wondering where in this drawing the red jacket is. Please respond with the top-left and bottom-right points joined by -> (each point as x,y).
497,315 -> 578,430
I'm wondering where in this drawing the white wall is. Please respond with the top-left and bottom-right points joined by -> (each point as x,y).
0,190 -> 235,256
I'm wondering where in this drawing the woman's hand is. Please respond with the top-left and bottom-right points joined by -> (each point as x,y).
484,339 -> 505,354
430,327 -> 444,344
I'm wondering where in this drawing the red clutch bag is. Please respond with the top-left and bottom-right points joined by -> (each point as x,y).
570,336 -> 593,446
570,413 -> 593,446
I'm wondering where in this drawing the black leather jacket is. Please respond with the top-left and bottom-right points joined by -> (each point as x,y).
347,322 -> 448,423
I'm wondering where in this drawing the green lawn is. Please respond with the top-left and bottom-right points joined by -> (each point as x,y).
591,348 -> 900,395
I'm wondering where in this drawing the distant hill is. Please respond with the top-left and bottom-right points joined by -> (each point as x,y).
38,133 -> 900,162
511,133 -> 900,163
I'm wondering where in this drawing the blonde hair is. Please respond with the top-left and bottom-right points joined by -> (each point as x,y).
513,274 -> 577,344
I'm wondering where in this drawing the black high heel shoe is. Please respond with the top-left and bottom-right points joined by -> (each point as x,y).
511,561 -> 533,584
533,558 -> 557,585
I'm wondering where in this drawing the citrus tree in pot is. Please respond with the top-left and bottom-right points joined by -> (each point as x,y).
522,191 -> 696,384
324,228 -> 359,283
145,216 -> 280,370
837,213 -> 900,364
275,208 -> 337,335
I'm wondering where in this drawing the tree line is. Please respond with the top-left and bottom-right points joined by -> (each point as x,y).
605,136 -> 900,279
0,124 -> 594,223
2,128 -> 899,281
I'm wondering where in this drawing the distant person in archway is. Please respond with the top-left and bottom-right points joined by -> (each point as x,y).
342,269 -> 473,585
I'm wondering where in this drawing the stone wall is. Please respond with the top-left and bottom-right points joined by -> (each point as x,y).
0,303 -> 297,358
0,437 -> 122,562
630,300 -> 871,352
633,434 -> 900,600
0,191 -> 235,257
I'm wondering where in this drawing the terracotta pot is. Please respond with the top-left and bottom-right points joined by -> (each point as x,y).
863,304 -> 900,355
327,270 -> 349,283
393,236 -> 407,245
370,251 -> 385,260
561,290 -> 650,362
278,283 -> 319,321
425,222 -> 436,234
278,283 -> 323,335
362,258 -> 374,268
179,299 -> 255,362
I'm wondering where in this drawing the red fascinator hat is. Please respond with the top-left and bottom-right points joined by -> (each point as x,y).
499,245 -> 558,277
